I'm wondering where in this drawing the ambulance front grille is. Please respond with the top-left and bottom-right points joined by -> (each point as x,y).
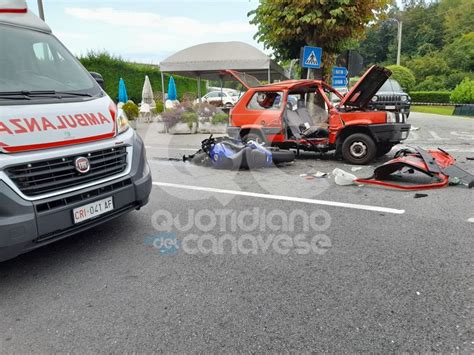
6,146 -> 128,197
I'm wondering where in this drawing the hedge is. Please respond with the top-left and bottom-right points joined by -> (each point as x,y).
409,91 -> 452,104
79,52 -> 198,103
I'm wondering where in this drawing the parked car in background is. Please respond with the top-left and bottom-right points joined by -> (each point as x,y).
368,79 -> 411,117
197,90 -> 239,108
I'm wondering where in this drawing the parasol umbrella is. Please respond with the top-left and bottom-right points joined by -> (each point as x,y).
167,76 -> 177,101
141,75 -> 154,106
118,77 -> 128,103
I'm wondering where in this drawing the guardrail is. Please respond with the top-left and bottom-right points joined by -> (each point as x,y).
411,102 -> 453,106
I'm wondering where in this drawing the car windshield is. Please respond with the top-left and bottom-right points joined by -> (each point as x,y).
378,79 -> 402,92
0,24 -> 101,97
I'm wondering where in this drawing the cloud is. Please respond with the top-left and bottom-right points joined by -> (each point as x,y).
64,7 -> 254,35
61,6 -> 263,62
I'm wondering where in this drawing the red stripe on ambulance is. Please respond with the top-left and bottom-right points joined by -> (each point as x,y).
0,112 -> 111,135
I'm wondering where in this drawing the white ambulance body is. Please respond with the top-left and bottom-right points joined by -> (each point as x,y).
0,0 -> 152,261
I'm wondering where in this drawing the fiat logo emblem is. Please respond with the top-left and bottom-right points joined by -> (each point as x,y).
74,157 -> 90,174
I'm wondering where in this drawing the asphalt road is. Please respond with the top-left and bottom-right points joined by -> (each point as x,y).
0,112 -> 473,353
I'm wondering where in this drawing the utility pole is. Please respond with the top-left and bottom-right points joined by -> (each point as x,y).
37,0 -> 45,20
394,18 -> 403,65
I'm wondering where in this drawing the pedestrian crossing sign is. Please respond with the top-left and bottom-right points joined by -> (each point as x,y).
301,46 -> 322,69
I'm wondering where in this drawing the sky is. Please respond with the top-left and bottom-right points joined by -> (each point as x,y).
25,0 -> 263,64
25,0 -> 407,64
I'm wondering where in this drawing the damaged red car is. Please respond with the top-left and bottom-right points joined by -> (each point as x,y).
226,65 -> 411,165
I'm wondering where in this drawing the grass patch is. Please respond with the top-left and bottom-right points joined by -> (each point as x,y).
411,105 -> 455,116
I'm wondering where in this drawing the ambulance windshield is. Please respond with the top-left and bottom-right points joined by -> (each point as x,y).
0,24 -> 101,99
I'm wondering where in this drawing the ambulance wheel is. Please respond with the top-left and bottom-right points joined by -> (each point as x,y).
342,133 -> 376,165
376,143 -> 394,157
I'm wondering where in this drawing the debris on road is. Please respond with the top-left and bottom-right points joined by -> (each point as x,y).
351,167 -> 363,172
333,168 -> 358,186
410,126 -> 421,131
333,147 -> 474,190
466,157 -> 474,161
355,147 -> 474,190
414,193 -> 428,198
300,171 -> 328,179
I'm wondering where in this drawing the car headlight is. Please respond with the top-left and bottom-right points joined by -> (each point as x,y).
400,95 -> 408,102
371,95 -> 378,102
116,108 -> 130,135
386,111 -> 397,123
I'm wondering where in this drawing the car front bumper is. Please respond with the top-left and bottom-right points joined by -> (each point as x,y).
0,133 -> 152,262
368,123 -> 411,143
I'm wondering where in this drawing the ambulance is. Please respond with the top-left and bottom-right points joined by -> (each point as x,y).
0,0 -> 152,261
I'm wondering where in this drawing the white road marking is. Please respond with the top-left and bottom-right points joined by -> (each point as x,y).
146,146 -> 196,151
468,218 -> 474,223
152,181 -> 406,215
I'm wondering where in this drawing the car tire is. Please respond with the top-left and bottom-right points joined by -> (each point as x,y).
376,143 -> 394,157
225,102 -> 233,108
341,133 -> 377,165
271,149 -> 295,164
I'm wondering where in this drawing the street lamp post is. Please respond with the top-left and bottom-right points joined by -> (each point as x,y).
393,18 -> 403,66
37,0 -> 45,20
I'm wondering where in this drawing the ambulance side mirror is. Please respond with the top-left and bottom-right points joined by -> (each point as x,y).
90,72 -> 105,90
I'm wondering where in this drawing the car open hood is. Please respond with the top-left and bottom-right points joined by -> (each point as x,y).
0,96 -> 116,153
224,70 -> 261,89
339,65 -> 391,108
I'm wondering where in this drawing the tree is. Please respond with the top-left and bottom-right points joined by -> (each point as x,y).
439,0 -> 474,43
386,65 -> 416,91
444,32 -> 474,73
248,0 -> 392,78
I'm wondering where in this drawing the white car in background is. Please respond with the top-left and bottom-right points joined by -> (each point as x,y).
196,91 -> 240,108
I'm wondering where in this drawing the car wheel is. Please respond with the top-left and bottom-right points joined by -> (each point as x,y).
341,133 -> 376,165
225,102 -> 233,108
376,143 -> 394,157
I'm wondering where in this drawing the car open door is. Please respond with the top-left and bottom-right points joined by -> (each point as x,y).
223,70 -> 261,89
339,65 -> 391,109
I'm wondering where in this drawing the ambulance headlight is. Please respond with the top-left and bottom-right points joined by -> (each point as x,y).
116,108 -> 130,135
386,112 -> 397,123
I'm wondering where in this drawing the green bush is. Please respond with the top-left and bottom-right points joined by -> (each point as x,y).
80,51 -> 198,103
386,65 -> 416,91
154,100 -> 164,114
410,91 -> 452,103
122,102 -> 139,120
211,113 -> 229,125
406,55 -> 450,83
181,112 -> 198,128
450,78 -> 474,104
414,75 -> 448,91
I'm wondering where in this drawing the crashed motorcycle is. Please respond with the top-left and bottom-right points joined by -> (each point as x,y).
183,135 -> 295,169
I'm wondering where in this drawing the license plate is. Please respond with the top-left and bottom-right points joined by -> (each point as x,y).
385,105 -> 396,110
73,197 -> 114,224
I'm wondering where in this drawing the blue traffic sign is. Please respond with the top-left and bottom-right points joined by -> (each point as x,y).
332,67 -> 348,77
332,78 -> 348,87
301,46 -> 322,69
332,66 -> 348,87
